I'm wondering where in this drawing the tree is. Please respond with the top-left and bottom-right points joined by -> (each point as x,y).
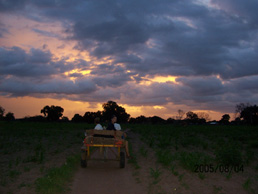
83,111 -> 102,123
166,117 -> 175,124
220,114 -> 230,124
177,109 -> 185,120
186,111 -> 198,120
5,112 -> 15,121
150,116 -> 165,124
61,116 -> 69,122
240,105 -> 258,125
41,105 -> 64,121
0,106 -> 5,120
102,101 -> 130,123
135,115 -> 149,124
71,114 -> 84,122
185,111 -> 199,124
197,112 -> 211,122
235,103 -> 250,118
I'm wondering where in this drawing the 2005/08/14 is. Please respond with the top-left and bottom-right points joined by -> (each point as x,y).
194,164 -> 244,173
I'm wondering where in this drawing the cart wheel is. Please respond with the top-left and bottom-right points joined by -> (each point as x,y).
120,152 -> 125,168
81,150 -> 87,168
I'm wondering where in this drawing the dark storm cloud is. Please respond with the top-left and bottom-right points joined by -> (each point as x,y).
0,0 -> 27,12
211,0 -> 258,27
176,76 -> 225,96
0,47 -> 55,77
0,77 -> 96,96
3,0 -> 258,79
0,47 -> 86,78
73,19 -> 150,58
92,73 -> 132,88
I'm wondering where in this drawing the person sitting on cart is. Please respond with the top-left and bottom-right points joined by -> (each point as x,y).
107,115 -> 131,158
106,115 -> 117,130
94,117 -> 103,130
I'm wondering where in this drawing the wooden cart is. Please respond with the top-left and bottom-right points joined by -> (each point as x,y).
81,129 -> 126,168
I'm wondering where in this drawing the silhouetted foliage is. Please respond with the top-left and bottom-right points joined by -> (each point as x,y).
184,111 -> 209,124
220,114 -> 230,124
150,116 -> 165,124
5,112 -> 15,121
102,101 -> 130,123
240,105 -> 258,125
61,116 -> 69,122
176,109 -> 185,120
197,112 -> 211,122
0,106 -> 5,120
186,111 -> 198,120
185,111 -> 199,123
235,103 -> 250,118
233,117 -> 242,125
20,115 -> 46,122
135,115 -> 149,124
83,111 -> 102,123
40,105 -> 64,121
71,114 -> 84,122
166,117 -> 175,124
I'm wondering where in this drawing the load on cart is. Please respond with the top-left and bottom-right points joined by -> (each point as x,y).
81,129 -> 126,168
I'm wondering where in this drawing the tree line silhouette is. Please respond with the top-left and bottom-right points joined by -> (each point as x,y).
0,101 -> 258,125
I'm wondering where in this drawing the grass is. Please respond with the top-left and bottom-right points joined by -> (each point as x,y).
177,151 -> 213,172
1,122 -> 258,193
149,167 -> 162,184
242,178 -> 254,193
130,124 -> 258,193
35,154 -> 80,194
155,149 -> 174,167
215,144 -> 242,166
0,121 -> 90,194
128,139 -> 141,169
132,124 -> 258,172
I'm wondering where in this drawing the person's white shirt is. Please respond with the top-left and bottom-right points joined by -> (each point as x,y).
114,123 -> 121,130
94,124 -> 103,130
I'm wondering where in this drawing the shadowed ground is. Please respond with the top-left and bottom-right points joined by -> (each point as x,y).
71,147 -> 146,194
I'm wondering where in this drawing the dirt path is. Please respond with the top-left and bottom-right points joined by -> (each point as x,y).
70,146 -> 146,194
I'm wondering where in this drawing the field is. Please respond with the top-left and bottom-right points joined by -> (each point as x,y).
0,121 -> 91,194
0,122 -> 258,194
128,124 -> 258,194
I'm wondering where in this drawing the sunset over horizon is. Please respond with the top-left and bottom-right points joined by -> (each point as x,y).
1,0 -> 258,121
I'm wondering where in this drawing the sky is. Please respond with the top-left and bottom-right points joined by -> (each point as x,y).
0,0 -> 258,121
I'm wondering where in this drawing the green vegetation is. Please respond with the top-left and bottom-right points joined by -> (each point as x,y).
242,178 -> 253,193
128,140 -> 140,169
215,144 -> 242,166
155,149 -> 174,167
0,121 -> 90,194
1,121 -> 258,193
149,167 -> 162,184
177,151 -> 213,172
131,123 -> 258,193
35,154 -> 80,194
